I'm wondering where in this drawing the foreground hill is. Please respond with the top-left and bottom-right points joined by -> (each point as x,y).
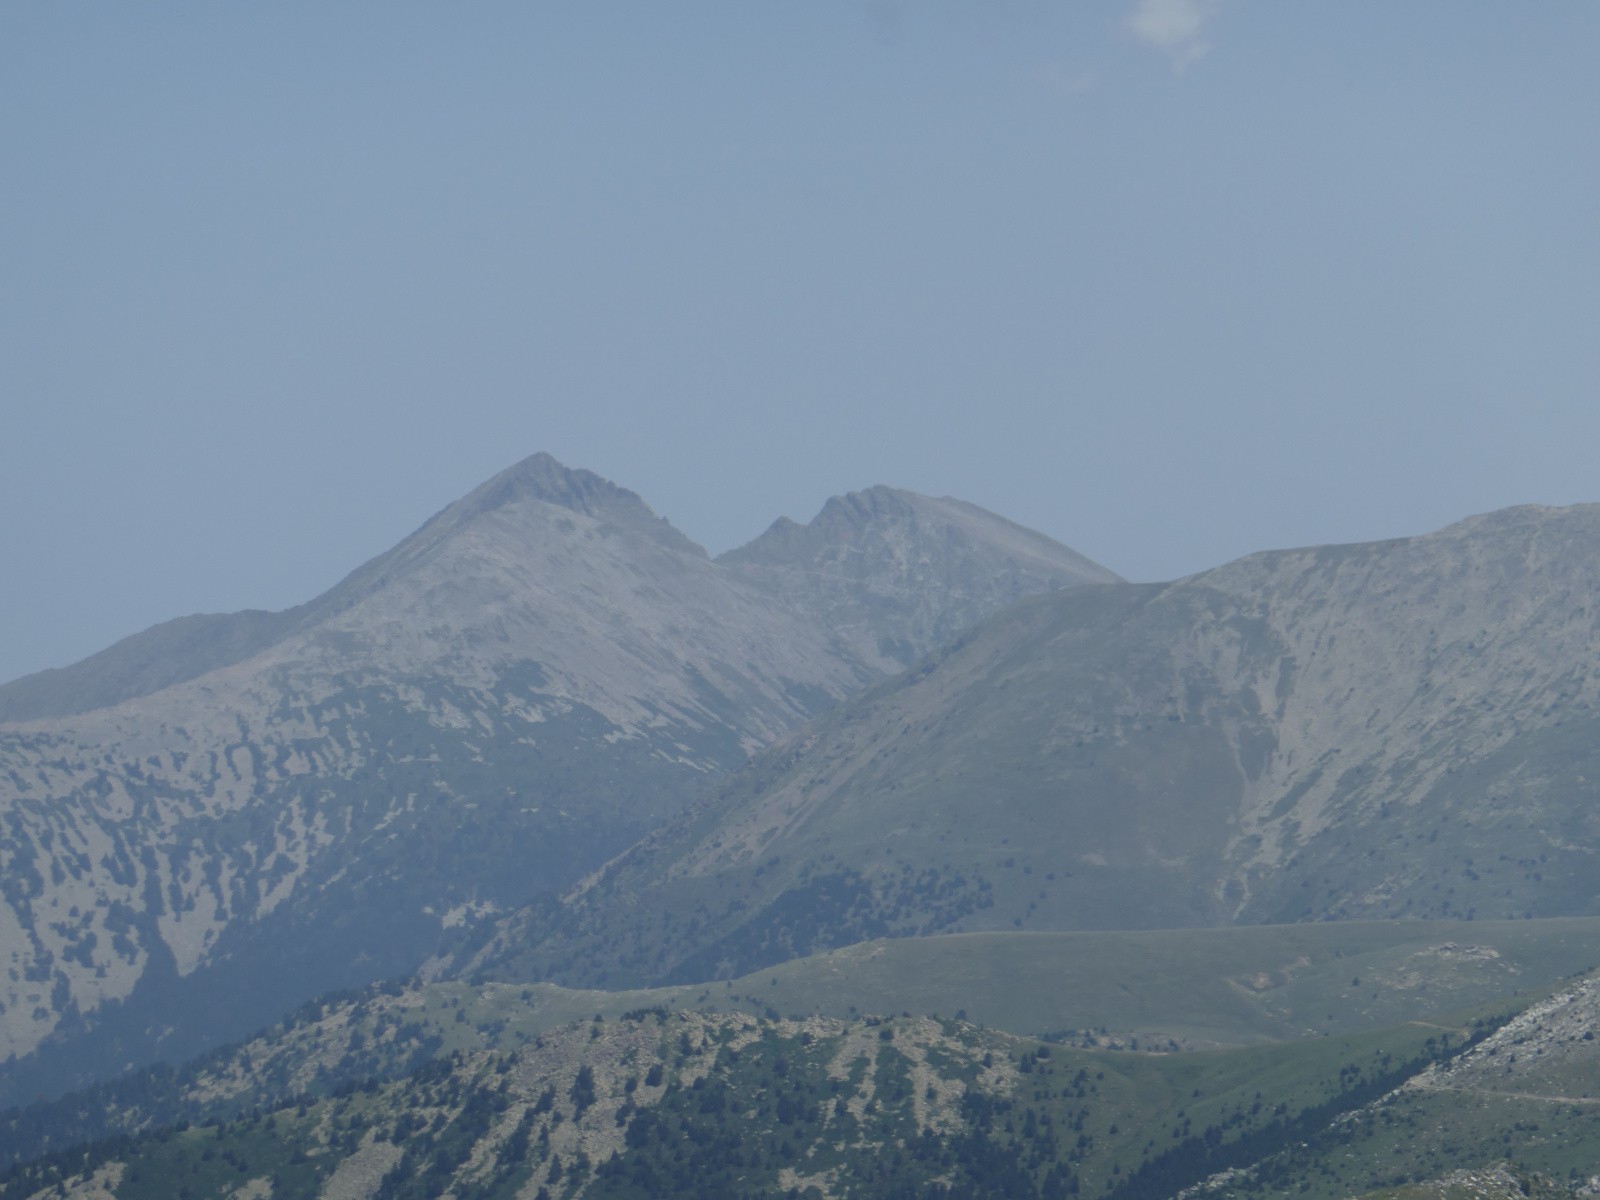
0,999 -> 1523,1200
0,455 -> 1111,1103
472,503 -> 1600,988
9,915 -> 1600,1170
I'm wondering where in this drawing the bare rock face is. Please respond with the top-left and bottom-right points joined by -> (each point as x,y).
480,504 -> 1600,990
0,455 -> 1111,1102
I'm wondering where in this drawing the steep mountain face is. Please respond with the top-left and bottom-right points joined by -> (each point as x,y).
475,504 -> 1600,989
722,486 -> 1121,672
0,454 -> 1109,1103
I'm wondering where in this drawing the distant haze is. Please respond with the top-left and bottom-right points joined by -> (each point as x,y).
3,3 -> 1598,684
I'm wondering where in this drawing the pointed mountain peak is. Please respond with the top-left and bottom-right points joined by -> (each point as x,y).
465,452 -> 648,522
0,455 -> 717,722
452,453 -> 705,556
283,454 -> 707,637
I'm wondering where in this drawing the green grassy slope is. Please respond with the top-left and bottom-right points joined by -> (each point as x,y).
729,919 -> 1600,1047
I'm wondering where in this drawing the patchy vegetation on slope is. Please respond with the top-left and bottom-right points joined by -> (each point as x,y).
17,919 -> 1600,1173
0,992 -> 1521,1200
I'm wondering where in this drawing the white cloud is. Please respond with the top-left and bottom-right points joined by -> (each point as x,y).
1126,0 -> 1220,66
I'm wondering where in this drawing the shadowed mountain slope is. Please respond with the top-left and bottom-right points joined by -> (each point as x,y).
0,455 -> 1110,1103
473,504 -> 1600,988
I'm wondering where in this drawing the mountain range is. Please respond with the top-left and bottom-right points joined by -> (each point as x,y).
471,503 -> 1600,989
0,454 -> 1113,1103
8,455 -> 1600,1196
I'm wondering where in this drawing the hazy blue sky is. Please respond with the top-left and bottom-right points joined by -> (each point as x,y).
4,3 -> 1598,684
